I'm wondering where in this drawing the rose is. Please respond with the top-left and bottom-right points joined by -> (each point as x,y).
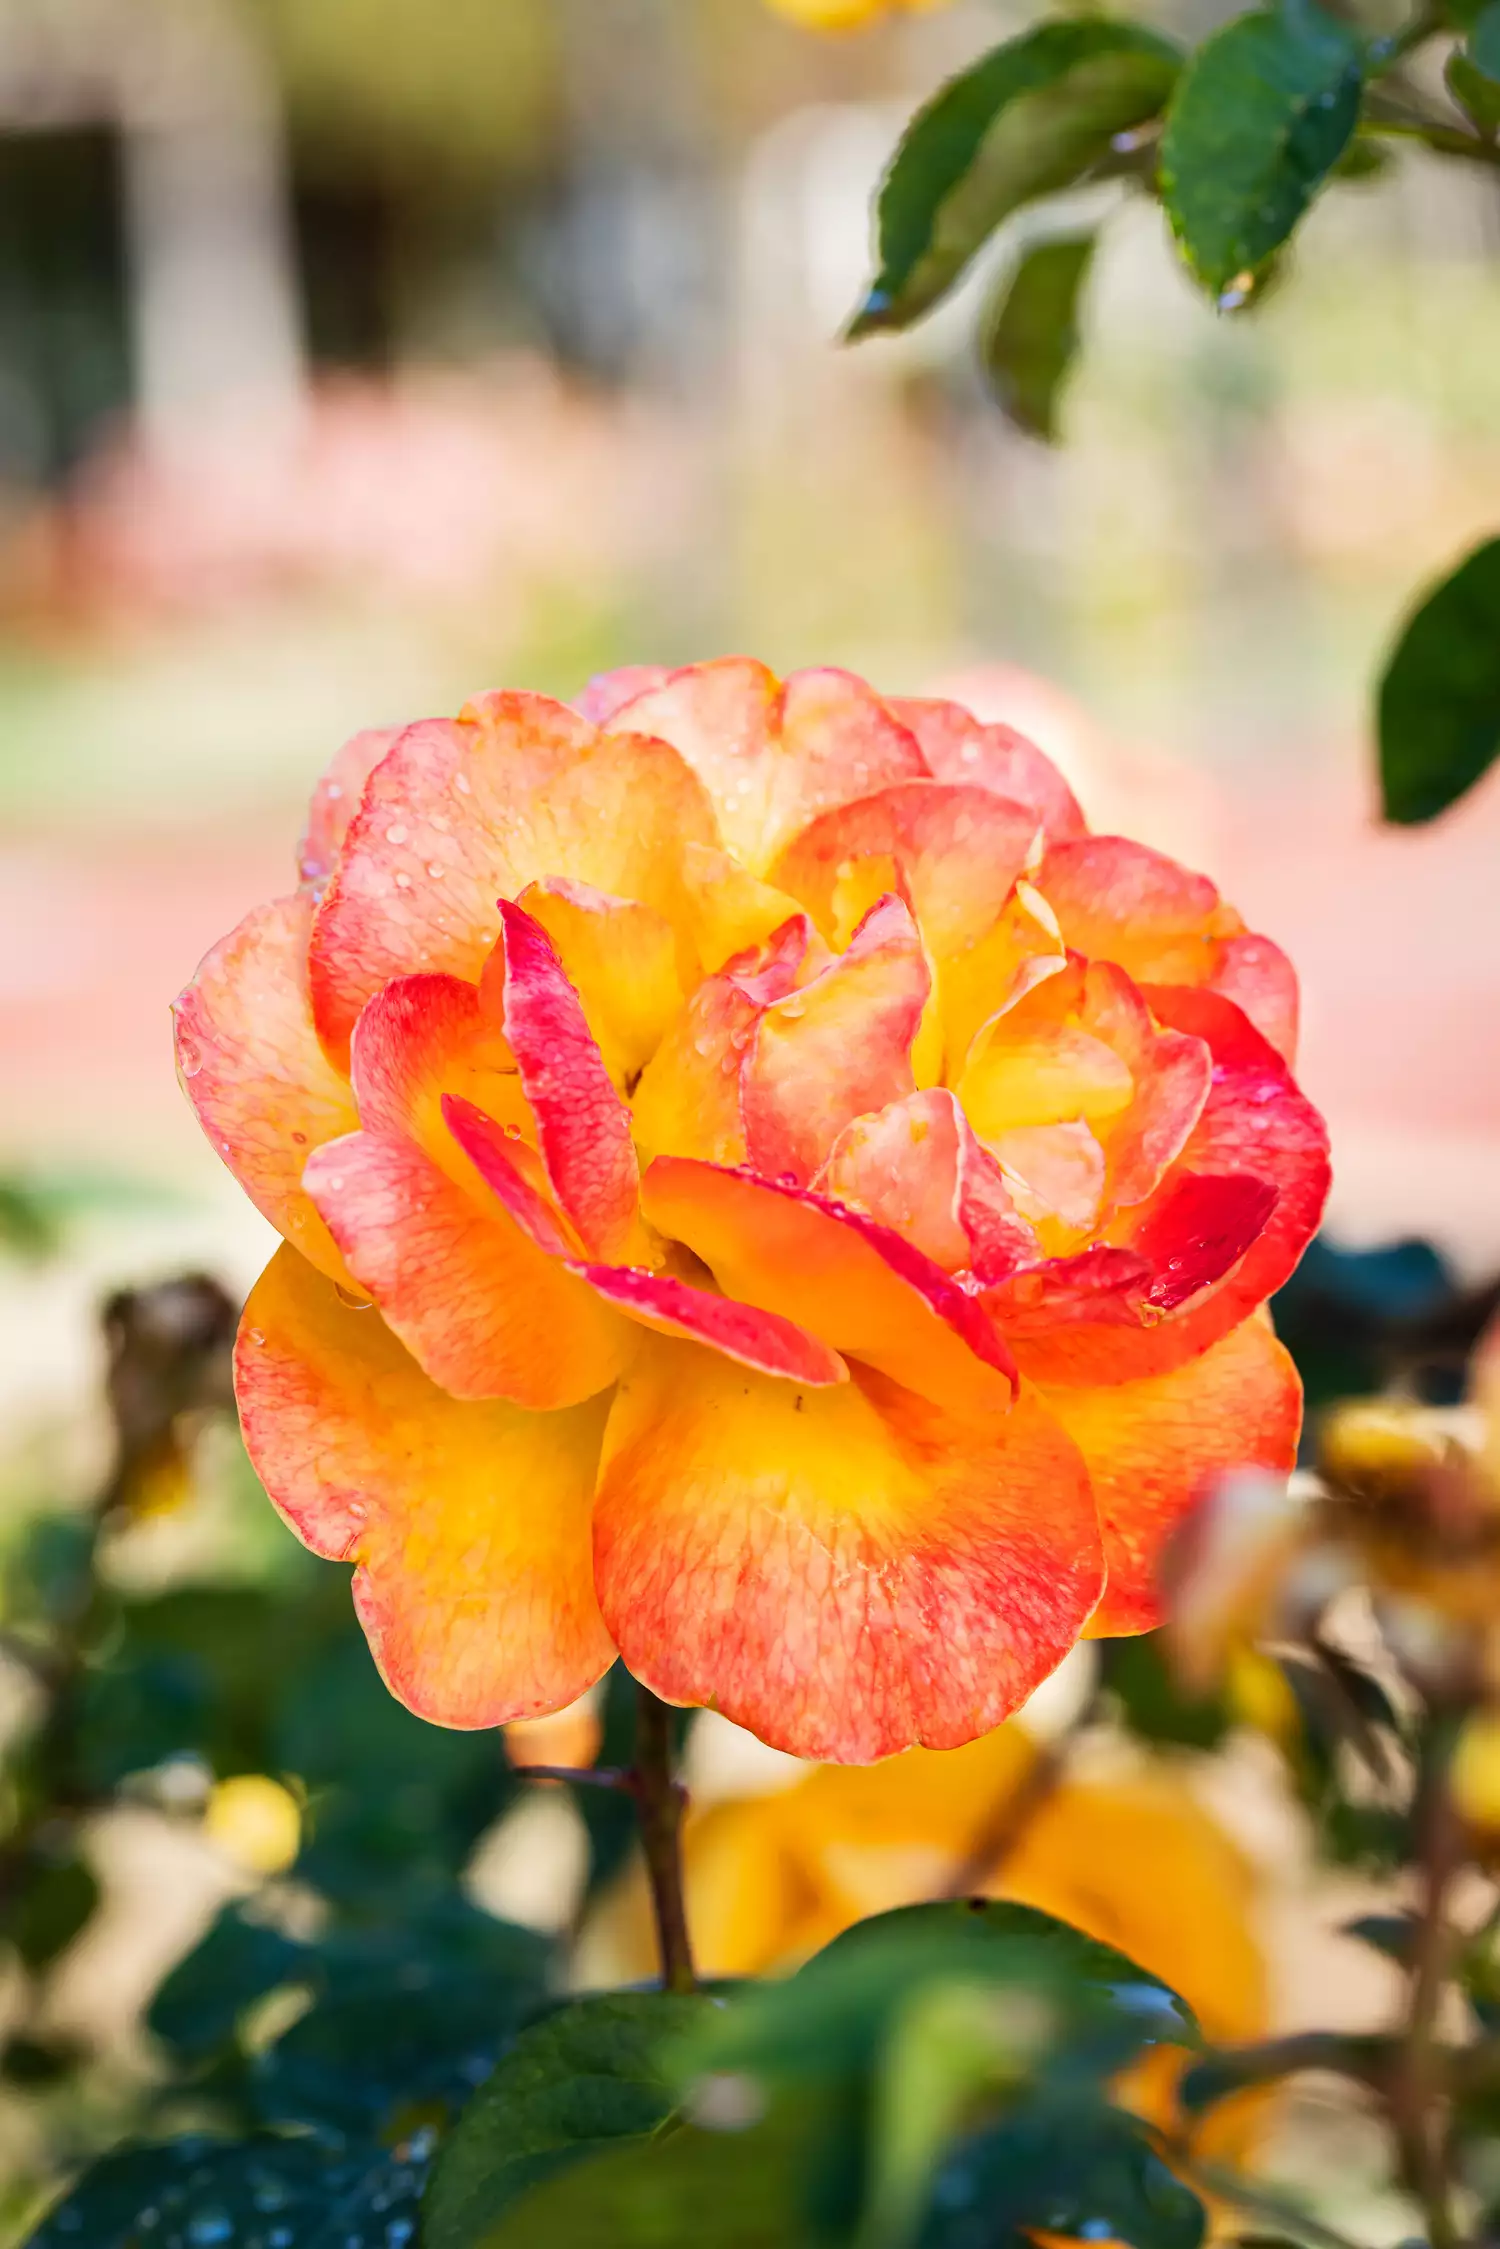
175,658 -> 1328,1762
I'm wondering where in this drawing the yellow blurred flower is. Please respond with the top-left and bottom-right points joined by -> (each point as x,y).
203,1774 -> 302,1877
1452,1710 -> 1500,1836
764,0 -> 951,29
595,1723 -> 1266,2162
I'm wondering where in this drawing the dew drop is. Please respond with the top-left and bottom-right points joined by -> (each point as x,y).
247,1328 -> 266,1347
326,782 -> 343,800
334,1285 -> 375,1310
394,871 -> 412,889
177,1029 -> 204,1078
385,823 -> 409,844
454,771 -> 472,796
426,863 -> 444,880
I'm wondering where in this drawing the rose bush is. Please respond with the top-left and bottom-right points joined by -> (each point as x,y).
175,658 -> 1327,1761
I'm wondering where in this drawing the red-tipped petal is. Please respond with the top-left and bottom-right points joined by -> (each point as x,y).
1132,1170 -> 1279,1312
442,1094 -> 575,1255
515,877 -> 683,1090
237,1246 -> 615,1727
817,1088 -> 1037,1280
480,900 -> 640,1261
174,892 -> 359,1289
304,1131 -> 626,1408
298,725 -> 403,892
572,1265 -> 847,1386
593,1341 -> 1100,1761
1211,931 -> 1299,1063
349,970 -> 534,1165
641,1156 -> 1017,1415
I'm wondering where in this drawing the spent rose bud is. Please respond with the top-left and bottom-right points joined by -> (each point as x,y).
175,660 -> 1327,1761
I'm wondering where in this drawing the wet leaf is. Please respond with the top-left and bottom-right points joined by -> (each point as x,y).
980,230 -> 1097,439
1378,534 -> 1500,822
852,20 -> 1181,335
1159,1 -> 1365,300
424,1991 -> 712,2249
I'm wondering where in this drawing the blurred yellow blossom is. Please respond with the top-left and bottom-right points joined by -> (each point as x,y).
763,0 -> 951,29
203,1775 -> 302,1877
1452,1710 -> 1500,1836
595,1722 -> 1266,2159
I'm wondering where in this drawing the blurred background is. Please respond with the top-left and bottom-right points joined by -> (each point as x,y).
1,0 -> 1499,2237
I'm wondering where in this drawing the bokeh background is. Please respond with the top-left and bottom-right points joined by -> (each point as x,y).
1,0 -> 1498,2235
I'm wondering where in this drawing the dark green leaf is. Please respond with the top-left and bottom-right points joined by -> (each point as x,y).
922,2096 -> 1205,2249
424,1991 -> 712,2249
25,2129 -> 437,2249
148,1905 -> 314,2065
1378,534 -> 1500,822
1341,1912 -> 1418,1965
77,1584 -> 299,1789
1159,2 -> 1365,301
1180,2032 -> 1389,2112
1332,132 -> 1392,177
981,231 -> 1097,439
853,20 -> 1181,335
8,1849 -> 99,1972
1100,1632 -> 1232,1751
253,1901 -> 553,2135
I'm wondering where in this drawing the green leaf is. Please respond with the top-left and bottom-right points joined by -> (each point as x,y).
981,231 -> 1097,440
148,1904 -> 314,2065
475,2103 -> 816,2249
25,2129 -> 437,2248
425,1991 -> 712,2249
922,2096 -> 1206,2249
1159,2 -> 1365,302
1340,1911 -> 1418,1966
688,1900 -> 1197,2092
1099,1632 -> 1232,1752
1377,534 -> 1500,822
8,1849 -> 100,1972
1447,49 -> 1500,130
852,20 -> 1182,335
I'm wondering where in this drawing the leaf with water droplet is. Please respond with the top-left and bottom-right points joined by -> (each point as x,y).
851,19 -> 1181,337
1159,1 -> 1365,301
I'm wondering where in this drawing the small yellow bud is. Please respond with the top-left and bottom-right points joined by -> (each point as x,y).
1319,1400 -> 1448,1502
1225,1646 -> 1300,1745
204,1774 -> 302,1877
1451,1712 -> 1500,1836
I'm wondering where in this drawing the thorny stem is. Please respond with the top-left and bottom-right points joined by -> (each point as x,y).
630,1682 -> 697,1996
1388,1726 -> 1465,2249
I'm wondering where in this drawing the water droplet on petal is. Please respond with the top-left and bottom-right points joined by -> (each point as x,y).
385,823 -> 409,844
394,871 -> 412,889
177,1029 -> 204,1077
454,771 -> 472,796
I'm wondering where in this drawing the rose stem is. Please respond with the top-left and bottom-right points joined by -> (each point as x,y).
630,1679 -> 697,1995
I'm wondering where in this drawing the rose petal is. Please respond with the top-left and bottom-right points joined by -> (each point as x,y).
576,664 -> 673,725
1211,931 -> 1299,1064
679,842 -> 813,976
298,725 -> 403,892
309,690 -> 719,1062
817,1088 -> 1036,1280
593,1337 -> 1100,1761
442,1094 -> 575,1254
174,892 -> 359,1289
304,1131 -> 627,1408
770,779 -> 1040,959
1131,1170 -> 1279,1313
743,894 -> 932,1185
606,658 -> 926,875
236,1245 -> 615,1727
641,1156 -> 1017,1414
516,878 -> 684,1090
1038,837 -> 1223,987
571,1264 -> 848,1386
349,971 -> 535,1176
479,900 -> 640,1261
889,696 -> 1086,840
1040,1316 -> 1302,1636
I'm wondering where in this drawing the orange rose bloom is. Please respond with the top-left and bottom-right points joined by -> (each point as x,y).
176,661 -> 1326,1760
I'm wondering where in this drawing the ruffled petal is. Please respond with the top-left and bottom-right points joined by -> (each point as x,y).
308,691 -> 719,1062
888,696 -> 1086,840
1007,990 -> 1328,1384
592,1336 -> 1101,1761
816,1088 -> 1036,1281
236,1246 -> 615,1727
770,779 -> 1040,958
1041,1316 -> 1303,1636
605,659 -> 925,875
1080,962 -> 1212,1208
298,725 -> 403,892
479,901 -> 641,1260
516,878 -> 684,1090
571,1265 -> 847,1386
349,970 -> 535,1176
641,1156 -> 1017,1414
304,1130 -> 627,1408
174,893 -> 359,1289
743,895 -> 931,1185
